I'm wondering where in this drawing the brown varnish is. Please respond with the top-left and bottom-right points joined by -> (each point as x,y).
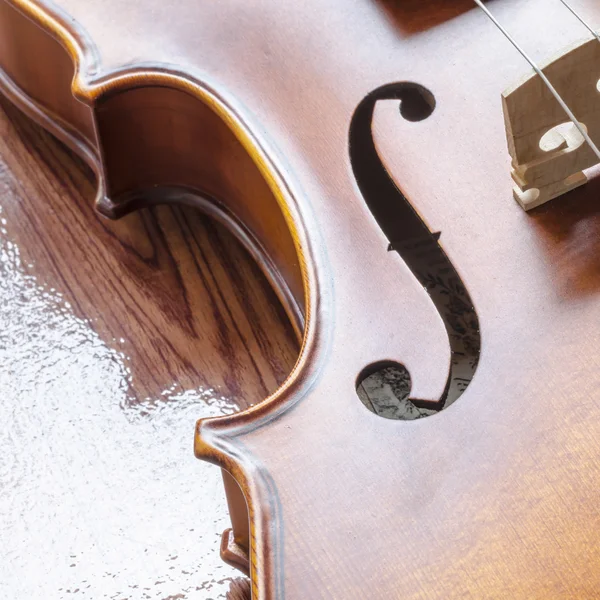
2,0 -> 600,597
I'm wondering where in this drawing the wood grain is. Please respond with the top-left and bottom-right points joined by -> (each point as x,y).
0,95 -> 298,406
4,0 -> 600,597
0,94 -> 297,598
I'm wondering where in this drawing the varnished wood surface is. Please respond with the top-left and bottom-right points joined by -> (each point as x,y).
3,0 -> 600,598
0,95 -> 295,598
0,95 -> 298,402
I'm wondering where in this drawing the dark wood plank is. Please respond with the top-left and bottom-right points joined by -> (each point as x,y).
0,96 -> 298,405
0,95 -> 295,598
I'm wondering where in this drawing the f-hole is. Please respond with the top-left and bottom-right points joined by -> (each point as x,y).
350,83 -> 480,419
357,360 -> 445,421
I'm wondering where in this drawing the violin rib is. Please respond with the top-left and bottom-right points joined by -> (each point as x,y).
0,0 -> 307,337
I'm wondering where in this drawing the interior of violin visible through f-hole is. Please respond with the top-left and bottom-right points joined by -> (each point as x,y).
351,83 -> 481,421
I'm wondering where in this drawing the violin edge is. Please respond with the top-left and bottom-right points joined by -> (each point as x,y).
1,4 -> 328,596
1,0 -> 322,398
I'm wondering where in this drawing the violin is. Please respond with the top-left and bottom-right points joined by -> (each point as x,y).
2,0 -> 600,597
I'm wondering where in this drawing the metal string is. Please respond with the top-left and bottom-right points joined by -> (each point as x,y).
558,0 -> 600,42
473,0 -> 600,162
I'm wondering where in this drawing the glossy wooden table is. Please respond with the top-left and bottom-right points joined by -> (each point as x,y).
0,96 -> 299,599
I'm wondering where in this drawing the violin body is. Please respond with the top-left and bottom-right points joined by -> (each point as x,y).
2,0 -> 600,597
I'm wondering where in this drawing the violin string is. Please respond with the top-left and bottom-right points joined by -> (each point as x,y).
473,0 -> 600,162
558,0 -> 600,42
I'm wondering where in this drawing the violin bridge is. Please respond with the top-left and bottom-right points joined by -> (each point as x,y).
502,36 -> 600,211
